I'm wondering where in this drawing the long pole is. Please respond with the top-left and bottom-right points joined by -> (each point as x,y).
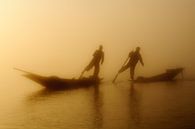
79,69 -> 86,79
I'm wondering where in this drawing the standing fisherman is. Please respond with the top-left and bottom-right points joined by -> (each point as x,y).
113,47 -> 144,82
80,45 -> 104,79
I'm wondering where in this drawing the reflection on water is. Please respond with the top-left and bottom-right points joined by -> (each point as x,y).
92,85 -> 103,129
23,84 -> 104,129
129,82 -> 142,128
26,85 -> 104,129
27,89 -> 69,102
0,81 -> 195,129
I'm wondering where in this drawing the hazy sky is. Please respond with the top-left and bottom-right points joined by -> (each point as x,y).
0,0 -> 194,79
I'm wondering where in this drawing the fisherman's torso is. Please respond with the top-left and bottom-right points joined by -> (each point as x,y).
93,50 -> 103,64
129,51 -> 141,66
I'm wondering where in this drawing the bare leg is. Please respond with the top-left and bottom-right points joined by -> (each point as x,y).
80,59 -> 94,78
130,66 -> 135,80
119,64 -> 130,73
94,64 -> 100,78
85,60 -> 94,71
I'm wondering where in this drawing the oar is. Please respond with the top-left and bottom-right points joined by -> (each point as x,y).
112,73 -> 120,83
112,56 -> 129,83
79,69 -> 86,79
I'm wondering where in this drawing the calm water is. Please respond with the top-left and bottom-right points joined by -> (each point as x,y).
0,77 -> 195,129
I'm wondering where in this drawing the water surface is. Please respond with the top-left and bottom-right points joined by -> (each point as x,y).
0,79 -> 195,129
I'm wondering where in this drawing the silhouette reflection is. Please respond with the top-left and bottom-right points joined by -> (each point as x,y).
92,85 -> 103,129
128,82 -> 142,128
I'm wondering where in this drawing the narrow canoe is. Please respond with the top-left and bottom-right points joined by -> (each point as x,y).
15,68 -> 102,90
135,68 -> 184,83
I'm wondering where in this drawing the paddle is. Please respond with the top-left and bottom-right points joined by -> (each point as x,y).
112,56 -> 129,83
79,69 -> 86,79
112,73 -> 120,83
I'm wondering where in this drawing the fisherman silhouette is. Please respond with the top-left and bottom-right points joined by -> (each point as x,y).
80,45 -> 104,79
113,47 -> 144,82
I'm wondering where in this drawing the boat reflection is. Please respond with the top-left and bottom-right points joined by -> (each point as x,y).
26,88 -> 65,101
25,84 -> 104,129
26,84 -> 94,102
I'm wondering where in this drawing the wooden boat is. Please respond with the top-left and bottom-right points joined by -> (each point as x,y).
135,68 -> 184,83
15,68 -> 102,90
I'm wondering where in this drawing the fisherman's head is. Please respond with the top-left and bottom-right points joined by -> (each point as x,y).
99,45 -> 103,50
136,47 -> 140,52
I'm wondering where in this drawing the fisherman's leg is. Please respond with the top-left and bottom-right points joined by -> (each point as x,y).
93,65 -> 100,78
85,60 -> 94,71
130,66 -> 135,80
118,64 -> 129,73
